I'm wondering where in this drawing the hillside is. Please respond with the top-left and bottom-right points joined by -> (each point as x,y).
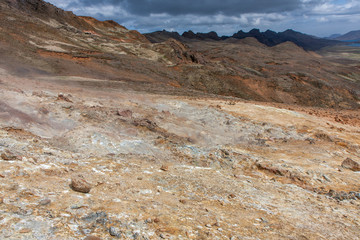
1,0 -> 359,109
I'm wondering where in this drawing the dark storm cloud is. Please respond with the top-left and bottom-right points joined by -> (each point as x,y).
48,0 -> 360,37
73,0 -> 303,16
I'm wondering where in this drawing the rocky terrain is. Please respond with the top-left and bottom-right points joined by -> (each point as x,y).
1,1 -> 360,240
1,65 -> 360,240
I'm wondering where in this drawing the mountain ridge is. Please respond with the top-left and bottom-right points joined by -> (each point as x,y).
145,28 -> 342,51
334,30 -> 360,41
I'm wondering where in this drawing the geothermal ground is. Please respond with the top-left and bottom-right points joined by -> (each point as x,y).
0,67 -> 360,240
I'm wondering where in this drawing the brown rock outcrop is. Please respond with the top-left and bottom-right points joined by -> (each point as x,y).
70,174 -> 92,193
341,158 -> 360,171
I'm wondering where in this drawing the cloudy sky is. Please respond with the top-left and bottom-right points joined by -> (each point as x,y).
46,0 -> 360,37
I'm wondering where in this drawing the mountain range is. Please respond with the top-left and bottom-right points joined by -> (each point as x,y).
145,29 -> 342,51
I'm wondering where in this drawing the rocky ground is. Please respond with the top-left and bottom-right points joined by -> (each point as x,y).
1,67 -> 360,240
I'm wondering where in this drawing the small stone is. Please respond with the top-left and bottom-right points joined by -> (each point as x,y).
109,226 -> 121,237
341,158 -> 360,171
39,198 -> 51,206
57,93 -> 72,102
137,177 -> 143,180
160,233 -> 171,239
160,165 -> 169,171
0,196 -> 3,204
145,218 -> 153,223
153,218 -> 160,223
179,199 -> 187,204
70,174 -> 92,193
117,109 -> 133,118
84,236 -> 102,240
205,224 -> 212,228
228,194 -> 236,199
213,222 -> 220,227
1,150 -> 18,161
19,228 -> 32,233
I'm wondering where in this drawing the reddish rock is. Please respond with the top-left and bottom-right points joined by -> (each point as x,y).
71,175 -> 92,193
1,150 -> 18,161
117,109 -> 133,118
228,194 -> 236,199
160,165 -> 169,171
341,158 -> 360,171
57,93 -> 72,102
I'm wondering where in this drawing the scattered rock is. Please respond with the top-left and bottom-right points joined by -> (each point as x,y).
228,194 -> 236,199
57,93 -> 72,102
1,150 -> 19,161
39,107 -> 49,114
132,119 -> 158,131
38,198 -> 51,206
160,233 -> 171,239
327,190 -> 360,201
0,196 -> 3,204
109,226 -> 122,238
179,199 -> 187,204
160,165 -> 169,171
145,218 -> 153,223
153,218 -> 160,223
117,109 -> 133,118
19,228 -> 32,234
205,224 -> 212,228
70,174 -> 92,193
84,236 -> 102,240
341,158 -> 360,171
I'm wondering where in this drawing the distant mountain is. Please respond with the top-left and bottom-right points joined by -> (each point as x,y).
326,34 -> 342,39
231,29 -> 341,51
145,29 -> 341,51
335,30 -> 360,41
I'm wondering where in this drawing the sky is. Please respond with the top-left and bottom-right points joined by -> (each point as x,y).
46,0 -> 360,37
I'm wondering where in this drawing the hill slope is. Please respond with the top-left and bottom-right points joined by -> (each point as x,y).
0,0 -> 359,109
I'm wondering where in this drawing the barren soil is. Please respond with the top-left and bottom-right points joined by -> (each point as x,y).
0,68 -> 360,240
